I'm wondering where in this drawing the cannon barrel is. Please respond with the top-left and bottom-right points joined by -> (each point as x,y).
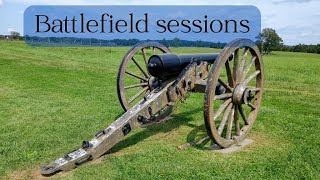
148,53 -> 220,78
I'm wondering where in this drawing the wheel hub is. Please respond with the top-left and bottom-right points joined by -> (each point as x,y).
232,85 -> 254,105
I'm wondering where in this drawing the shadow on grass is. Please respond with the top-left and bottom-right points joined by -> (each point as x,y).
109,107 -> 208,153
185,124 -> 212,150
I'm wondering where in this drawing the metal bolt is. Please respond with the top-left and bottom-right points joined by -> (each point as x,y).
175,87 -> 180,94
82,140 -> 90,149
187,80 -> 192,86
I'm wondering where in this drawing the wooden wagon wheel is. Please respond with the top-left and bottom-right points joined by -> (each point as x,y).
117,42 -> 171,111
204,39 -> 264,148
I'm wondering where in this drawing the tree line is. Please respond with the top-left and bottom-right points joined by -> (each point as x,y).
278,44 -> 320,54
257,28 -> 320,54
2,30 -> 320,54
23,36 -> 227,48
0,31 -> 23,40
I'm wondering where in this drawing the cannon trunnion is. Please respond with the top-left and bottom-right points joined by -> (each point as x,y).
41,39 -> 264,176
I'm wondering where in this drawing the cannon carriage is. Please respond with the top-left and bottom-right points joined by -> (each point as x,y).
41,38 -> 264,175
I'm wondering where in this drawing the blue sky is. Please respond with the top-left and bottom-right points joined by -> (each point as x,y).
0,0 -> 319,45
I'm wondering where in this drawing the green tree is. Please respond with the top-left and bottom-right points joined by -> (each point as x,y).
261,28 -> 283,54
171,38 -> 181,47
10,31 -> 21,40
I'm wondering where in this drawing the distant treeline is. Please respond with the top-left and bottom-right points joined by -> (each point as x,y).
23,36 -> 227,48
278,44 -> 320,54
1,35 -> 319,54
0,35 -> 23,40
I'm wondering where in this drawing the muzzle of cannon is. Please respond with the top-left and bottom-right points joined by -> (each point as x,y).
40,39 -> 264,176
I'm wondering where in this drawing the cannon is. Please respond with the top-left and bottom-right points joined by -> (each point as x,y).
40,39 -> 264,175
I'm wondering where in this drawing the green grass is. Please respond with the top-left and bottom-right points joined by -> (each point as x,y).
0,41 -> 319,179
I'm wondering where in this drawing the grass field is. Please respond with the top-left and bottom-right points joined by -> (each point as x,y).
0,41 -> 319,179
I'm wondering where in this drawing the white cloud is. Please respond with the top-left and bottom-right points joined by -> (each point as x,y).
7,28 -> 16,32
272,0 -> 312,4
0,0 -> 3,6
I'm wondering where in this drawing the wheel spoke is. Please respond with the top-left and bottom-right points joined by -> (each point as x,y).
128,86 -> 148,104
239,105 -> 249,125
233,49 -> 239,84
141,48 -> 148,66
250,88 -> 261,92
125,71 -> 148,81
241,56 -> 256,82
213,99 -> 232,121
152,47 -> 156,55
248,87 -> 261,101
132,57 -> 149,78
218,79 -> 232,92
247,103 -> 256,110
124,83 -> 148,90
218,103 -> 233,135
239,48 -> 249,76
243,70 -> 260,86
234,105 -> 240,136
214,93 -> 232,100
225,59 -> 234,87
226,105 -> 235,139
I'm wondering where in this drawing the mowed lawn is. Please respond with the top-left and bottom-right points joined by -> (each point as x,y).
0,41 -> 319,179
